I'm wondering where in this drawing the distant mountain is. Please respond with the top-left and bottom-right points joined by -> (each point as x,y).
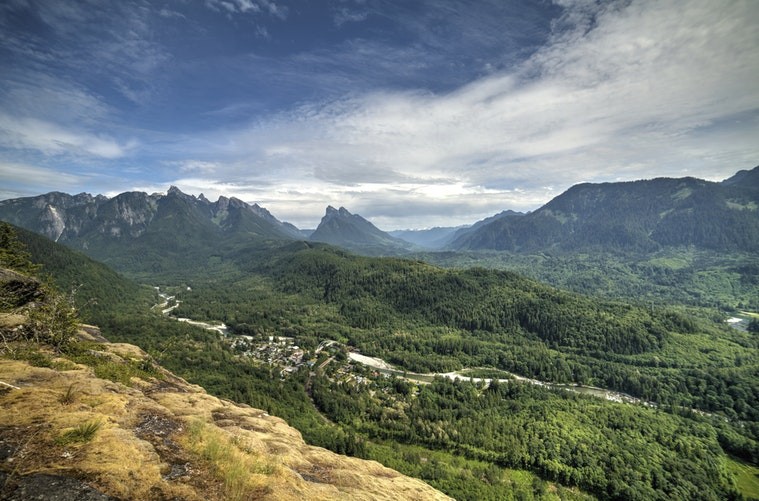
0,187 -> 301,274
390,210 -> 525,250
310,206 -> 414,255
389,226 -> 466,249
722,165 -> 759,189
445,210 -> 524,249
450,166 -> 759,253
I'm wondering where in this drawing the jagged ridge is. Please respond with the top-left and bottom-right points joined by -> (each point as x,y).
0,187 -> 303,274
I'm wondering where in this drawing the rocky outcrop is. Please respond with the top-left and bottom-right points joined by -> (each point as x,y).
0,268 -> 43,310
0,337 -> 450,500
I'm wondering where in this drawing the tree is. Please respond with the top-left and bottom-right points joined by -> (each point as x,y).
24,287 -> 79,351
0,222 -> 39,274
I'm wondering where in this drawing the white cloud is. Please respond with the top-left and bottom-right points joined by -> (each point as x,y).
158,8 -> 185,19
169,160 -> 222,174
1,72 -> 111,124
173,0 -> 758,228
0,113 -> 134,159
0,161 -> 87,200
204,0 -> 286,18
334,8 -> 369,27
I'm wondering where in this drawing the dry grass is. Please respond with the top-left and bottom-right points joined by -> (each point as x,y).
184,419 -> 274,500
0,339 -> 452,501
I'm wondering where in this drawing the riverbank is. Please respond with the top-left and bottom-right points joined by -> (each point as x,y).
348,351 -> 651,405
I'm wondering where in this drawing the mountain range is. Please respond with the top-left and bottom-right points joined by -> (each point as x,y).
0,187 -> 301,274
450,167 -> 759,252
1,166 -> 757,266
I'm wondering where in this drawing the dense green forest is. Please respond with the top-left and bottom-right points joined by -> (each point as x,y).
7,223 -> 759,499
171,246 -> 759,425
311,368 -> 739,499
418,249 -> 759,311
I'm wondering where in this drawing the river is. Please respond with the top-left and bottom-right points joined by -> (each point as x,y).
151,287 -> 661,409
153,287 -> 229,336
348,352 -> 650,405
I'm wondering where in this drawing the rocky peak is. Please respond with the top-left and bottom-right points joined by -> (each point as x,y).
166,186 -> 197,202
227,197 -> 248,209
249,202 -> 276,221
215,196 -> 230,211
323,206 -> 354,219
310,205 -> 413,254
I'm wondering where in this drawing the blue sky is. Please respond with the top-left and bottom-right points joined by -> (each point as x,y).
1,0 -> 758,229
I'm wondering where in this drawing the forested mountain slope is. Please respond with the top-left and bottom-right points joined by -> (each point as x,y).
0,187 -> 300,274
451,167 -> 759,252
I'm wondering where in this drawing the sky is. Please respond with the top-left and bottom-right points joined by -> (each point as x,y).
0,0 -> 758,230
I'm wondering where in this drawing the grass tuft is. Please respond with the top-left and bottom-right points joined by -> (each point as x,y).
59,383 -> 78,405
56,419 -> 102,445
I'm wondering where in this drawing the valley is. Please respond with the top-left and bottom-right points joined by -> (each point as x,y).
2,0 -> 758,498
154,283 -> 653,406
347,352 -> 651,405
2,168 -> 759,500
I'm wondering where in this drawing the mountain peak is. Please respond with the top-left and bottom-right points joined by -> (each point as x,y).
0,189 -> 304,272
311,205 -> 413,255
324,206 -> 354,218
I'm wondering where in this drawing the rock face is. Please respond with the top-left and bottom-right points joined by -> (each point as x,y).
310,206 -> 414,255
0,338 -> 451,501
0,187 -> 303,273
0,473 -> 116,501
0,268 -> 44,309
0,187 -> 301,247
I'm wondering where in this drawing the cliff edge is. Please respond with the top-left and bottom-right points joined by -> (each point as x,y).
0,329 -> 450,500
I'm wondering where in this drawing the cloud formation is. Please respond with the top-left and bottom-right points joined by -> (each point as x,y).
173,0 -> 757,228
0,161 -> 89,200
0,113 -> 132,159
205,0 -> 287,18
0,0 -> 757,229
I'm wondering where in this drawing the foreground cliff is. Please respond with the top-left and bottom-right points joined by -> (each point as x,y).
0,329 -> 450,500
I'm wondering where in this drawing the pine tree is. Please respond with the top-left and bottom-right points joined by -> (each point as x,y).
0,222 -> 40,274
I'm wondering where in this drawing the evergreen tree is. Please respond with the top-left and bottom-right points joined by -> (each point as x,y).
0,222 -> 39,274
